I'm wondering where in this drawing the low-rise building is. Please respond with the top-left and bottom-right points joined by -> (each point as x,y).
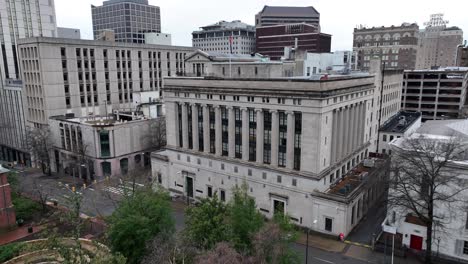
302,51 -> 357,76
49,112 -> 158,180
152,74 -> 389,236
401,67 -> 468,121
0,165 -> 15,228
457,43 -> 468,67
385,119 -> 468,262
377,111 -> 421,154
145,33 -> 172,46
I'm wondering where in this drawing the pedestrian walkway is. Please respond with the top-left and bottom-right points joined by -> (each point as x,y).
0,224 -> 46,246
344,244 -> 421,264
102,181 -> 145,196
296,232 -> 347,253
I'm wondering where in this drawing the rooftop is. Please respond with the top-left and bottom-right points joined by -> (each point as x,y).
327,156 -> 387,197
101,0 -> 149,6
196,20 -> 255,32
258,5 -> 320,16
416,119 -> 468,139
51,112 -> 150,127
379,111 -> 421,133
404,67 -> 468,73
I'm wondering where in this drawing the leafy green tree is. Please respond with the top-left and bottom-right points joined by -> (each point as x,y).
184,194 -> 230,250
108,189 -> 174,264
229,183 -> 264,254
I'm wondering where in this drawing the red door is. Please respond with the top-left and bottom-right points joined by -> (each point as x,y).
410,235 -> 423,250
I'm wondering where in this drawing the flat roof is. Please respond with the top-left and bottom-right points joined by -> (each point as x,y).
379,111 -> 421,133
404,67 -> 468,73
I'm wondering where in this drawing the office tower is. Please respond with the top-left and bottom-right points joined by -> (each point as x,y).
416,14 -> 463,69
0,0 -> 57,165
255,6 -> 320,27
91,0 -> 161,43
192,20 -> 255,55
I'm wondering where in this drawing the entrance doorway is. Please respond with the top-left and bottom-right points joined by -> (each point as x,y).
186,176 -> 194,198
410,235 -> 423,250
273,200 -> 285,216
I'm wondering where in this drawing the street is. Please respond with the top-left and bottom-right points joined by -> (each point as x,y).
12,168 -> 416,264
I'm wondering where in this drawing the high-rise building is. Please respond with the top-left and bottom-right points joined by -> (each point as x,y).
192,21 -> 256,55
353,23 -> 419,71
255,6 -> 320,28
401,68 -> 468,121
416,14 -> 463,69
256,23 -> 331,60
17,37 -> 194,127
0,0 -> 57,165
91,0 -> 161,43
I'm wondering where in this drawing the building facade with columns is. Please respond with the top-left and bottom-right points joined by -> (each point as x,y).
152,75 -> 390,236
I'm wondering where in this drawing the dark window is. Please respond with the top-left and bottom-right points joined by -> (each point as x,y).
207,186 -> 213,198
100,131 -> 110,157
325,217 -> 333,232
220,190 -> 225,201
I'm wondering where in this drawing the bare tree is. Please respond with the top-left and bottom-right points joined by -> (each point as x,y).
144,117 -> 166,151
26,126 -> 54,175
195,242 -> 250,264
142,232 -> 198,264
32,179 -> 51,214
388,135 -> 468,263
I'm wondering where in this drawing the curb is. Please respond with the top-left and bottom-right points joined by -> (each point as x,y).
344,240 -> 373,249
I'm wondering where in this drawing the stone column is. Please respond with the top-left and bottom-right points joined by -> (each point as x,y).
202,105 -> 210,153
181,104 -> 189,149
256,109 -> 264,164
343,106 -> 350,156
337,108 -> 344,161
172,102 -> 180,147
228,106 -> 235,158
353,103 -> 360,150
270,110 -> 279,167
348,104 -> 356,154
215,105 -> 222,156
285,111 -> 295,169
191,104 -> 199,151
331,109 -> 338,163
242,108 -> 249,161
360,102 -> 366,144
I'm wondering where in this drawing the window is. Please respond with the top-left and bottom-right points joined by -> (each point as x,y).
234,166 -> 238,173
99,131 -> 110,157
207,186 -> 213,198
325,217 -> 333,232
292,179 -> 297,186
262,172 -> 267,179
220,190 -> 226,201
157,173 -> 162,184
248,169 -> 252,176
221,163 -> 225,170
383,135 -> 387,142
277,175 -> 282,183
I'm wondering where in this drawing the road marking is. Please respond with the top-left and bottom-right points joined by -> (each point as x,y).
88,188 -> 95,191
313,257 -> 334,264
344,240 -> 372,249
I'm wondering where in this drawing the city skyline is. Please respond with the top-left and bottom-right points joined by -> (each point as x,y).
55,0 -> 468,51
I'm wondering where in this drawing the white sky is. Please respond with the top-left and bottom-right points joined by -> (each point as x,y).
55,0 -> 467,51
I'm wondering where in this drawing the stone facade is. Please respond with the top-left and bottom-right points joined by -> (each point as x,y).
0,0 -> 57,165
17,37 -> 194,127
353,23 -> 419,71
49,113 -> 156,180
151,76 -> 392,236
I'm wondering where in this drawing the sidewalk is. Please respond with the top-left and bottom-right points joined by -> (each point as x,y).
344,244 -> 421,264
296,232 -> 347,253
0,224 -> 47,246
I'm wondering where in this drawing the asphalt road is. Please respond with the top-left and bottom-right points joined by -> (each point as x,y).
13,168 -> 376,264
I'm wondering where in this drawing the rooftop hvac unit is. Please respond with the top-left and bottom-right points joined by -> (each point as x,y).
363,159 -> 375,168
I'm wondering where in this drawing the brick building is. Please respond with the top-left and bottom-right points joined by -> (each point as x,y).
0,165 -> 15,228
353,23 -> 419,71
256,23 -> 331,60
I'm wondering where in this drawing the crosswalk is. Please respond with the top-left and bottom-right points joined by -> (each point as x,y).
102,181 -> 145,196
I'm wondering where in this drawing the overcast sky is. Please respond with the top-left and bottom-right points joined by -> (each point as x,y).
55,0 -> 467,51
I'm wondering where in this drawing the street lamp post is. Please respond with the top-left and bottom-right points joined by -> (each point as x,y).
306,220 -> 318,264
